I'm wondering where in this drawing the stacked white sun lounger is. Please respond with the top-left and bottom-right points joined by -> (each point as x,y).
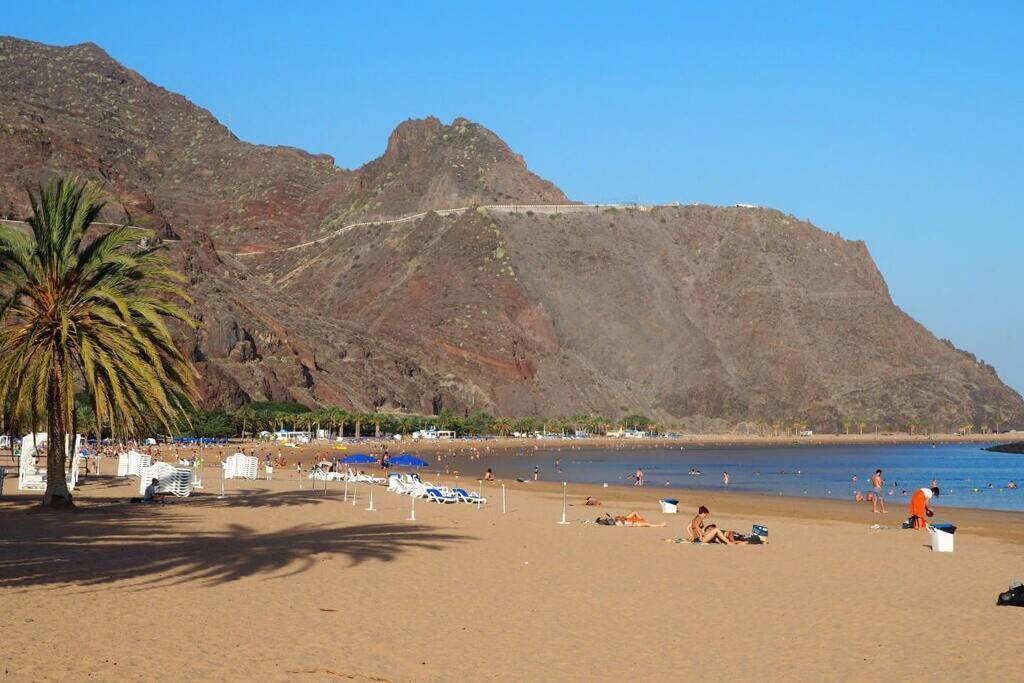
118,450 -> 152,478
140,461 -> 194,497
224,453 -> 259,480
18,433 -> 84,492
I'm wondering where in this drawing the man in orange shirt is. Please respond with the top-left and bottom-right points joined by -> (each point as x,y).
908,486 -> 940,529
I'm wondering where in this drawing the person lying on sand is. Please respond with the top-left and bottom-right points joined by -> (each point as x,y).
613,511 -> 666,527
584,496 -> 602,506
686,506 -> 745,544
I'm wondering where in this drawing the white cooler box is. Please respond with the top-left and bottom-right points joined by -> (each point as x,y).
928,523 -> 956,552
659,498 -> 679,514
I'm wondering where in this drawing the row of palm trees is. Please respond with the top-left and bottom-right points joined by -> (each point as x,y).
218,408 -> 655,440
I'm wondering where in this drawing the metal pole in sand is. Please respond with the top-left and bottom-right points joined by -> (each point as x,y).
409,492 -> 416,521
351,481 -> 357,506
557,481 -> 569,525
366,482 -> 376,511
477,478 -> 483,510
502,483 -> 506,514
343,478 -> 348,502
218,464 -> 226,499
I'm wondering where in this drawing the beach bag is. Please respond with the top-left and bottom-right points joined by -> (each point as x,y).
997,584 -> 1024,607
596,516 -> 616,525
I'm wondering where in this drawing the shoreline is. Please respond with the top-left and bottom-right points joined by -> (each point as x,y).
511,480 -> 1024,545
4,466 -> 1022,544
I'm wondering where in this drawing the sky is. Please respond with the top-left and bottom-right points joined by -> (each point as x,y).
5,1 -> 1022,393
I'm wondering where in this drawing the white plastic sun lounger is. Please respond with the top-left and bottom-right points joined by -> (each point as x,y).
140,461 -> 194,497
425,487 -> 458,504
452,487 -> 486,504
224,453 -> 258,480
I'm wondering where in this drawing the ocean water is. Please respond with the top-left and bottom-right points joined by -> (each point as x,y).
437,443 -> 1024,513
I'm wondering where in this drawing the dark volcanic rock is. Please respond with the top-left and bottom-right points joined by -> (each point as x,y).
1,36 -> 1022,430
986,442 -> 1024,454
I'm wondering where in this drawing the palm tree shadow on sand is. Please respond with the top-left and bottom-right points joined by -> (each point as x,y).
0,497 -> 471,591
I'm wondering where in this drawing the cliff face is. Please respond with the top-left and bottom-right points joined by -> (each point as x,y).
2,36 -> 1021,430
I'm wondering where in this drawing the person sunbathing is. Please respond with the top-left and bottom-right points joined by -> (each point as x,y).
584,496 -> 602,506
614,511 -> 666,527
686,506 -> 743,544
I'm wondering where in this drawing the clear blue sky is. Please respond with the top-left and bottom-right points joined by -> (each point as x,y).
7,1 -> 1022,393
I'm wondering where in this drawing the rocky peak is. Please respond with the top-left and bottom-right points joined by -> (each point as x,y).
342,116 -> 570,219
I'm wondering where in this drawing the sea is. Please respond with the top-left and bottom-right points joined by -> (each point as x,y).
439,442 -> 1024,513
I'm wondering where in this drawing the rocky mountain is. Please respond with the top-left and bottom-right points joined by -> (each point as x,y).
2,36 -> 1022,431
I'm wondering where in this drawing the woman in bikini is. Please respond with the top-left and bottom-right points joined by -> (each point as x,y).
686,506 -> 742,544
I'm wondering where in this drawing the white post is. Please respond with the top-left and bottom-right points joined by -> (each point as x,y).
477,478 -> 483,510
502,483 -> 506,514
343,478 -> 348,502
351,481 -> 357,506
409,493 -> 416,521
366,483 -> 376,511
557,481 -> 569,525
218,463 -> 226,499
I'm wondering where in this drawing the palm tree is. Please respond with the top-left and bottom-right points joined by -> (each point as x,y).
0,178 -> 195,506
491,417 -> 512,437
235,405 -> 257,438
370,412 -> 385,438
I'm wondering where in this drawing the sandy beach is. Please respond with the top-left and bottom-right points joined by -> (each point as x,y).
2,461 -> 1023,682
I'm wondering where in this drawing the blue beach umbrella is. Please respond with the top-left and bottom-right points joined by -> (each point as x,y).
340,453 -> 377,464
391,454 -> 429,468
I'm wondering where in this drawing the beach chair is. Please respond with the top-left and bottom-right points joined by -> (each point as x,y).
425,487 -> 458,504
118,450 -> 152,478
18,433 -> 47,490
224,453 -> 259,480
140,461 -> 193,497
452,487 -> 486,504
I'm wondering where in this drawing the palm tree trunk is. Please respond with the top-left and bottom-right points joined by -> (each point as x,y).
43,370 -> 73,507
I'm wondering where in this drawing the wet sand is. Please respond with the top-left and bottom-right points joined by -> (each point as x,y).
2,463 -> 1022,681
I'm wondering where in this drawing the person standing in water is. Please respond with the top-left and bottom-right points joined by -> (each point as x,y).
634,467 -> 644,487
870,469 -> 887,513
533,465 -> 539,481
722,471 -> 730,486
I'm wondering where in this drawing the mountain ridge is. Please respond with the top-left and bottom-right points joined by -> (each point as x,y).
1,36 -> 1021,431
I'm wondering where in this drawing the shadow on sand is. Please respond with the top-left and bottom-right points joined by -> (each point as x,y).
0,491 -> 471,591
